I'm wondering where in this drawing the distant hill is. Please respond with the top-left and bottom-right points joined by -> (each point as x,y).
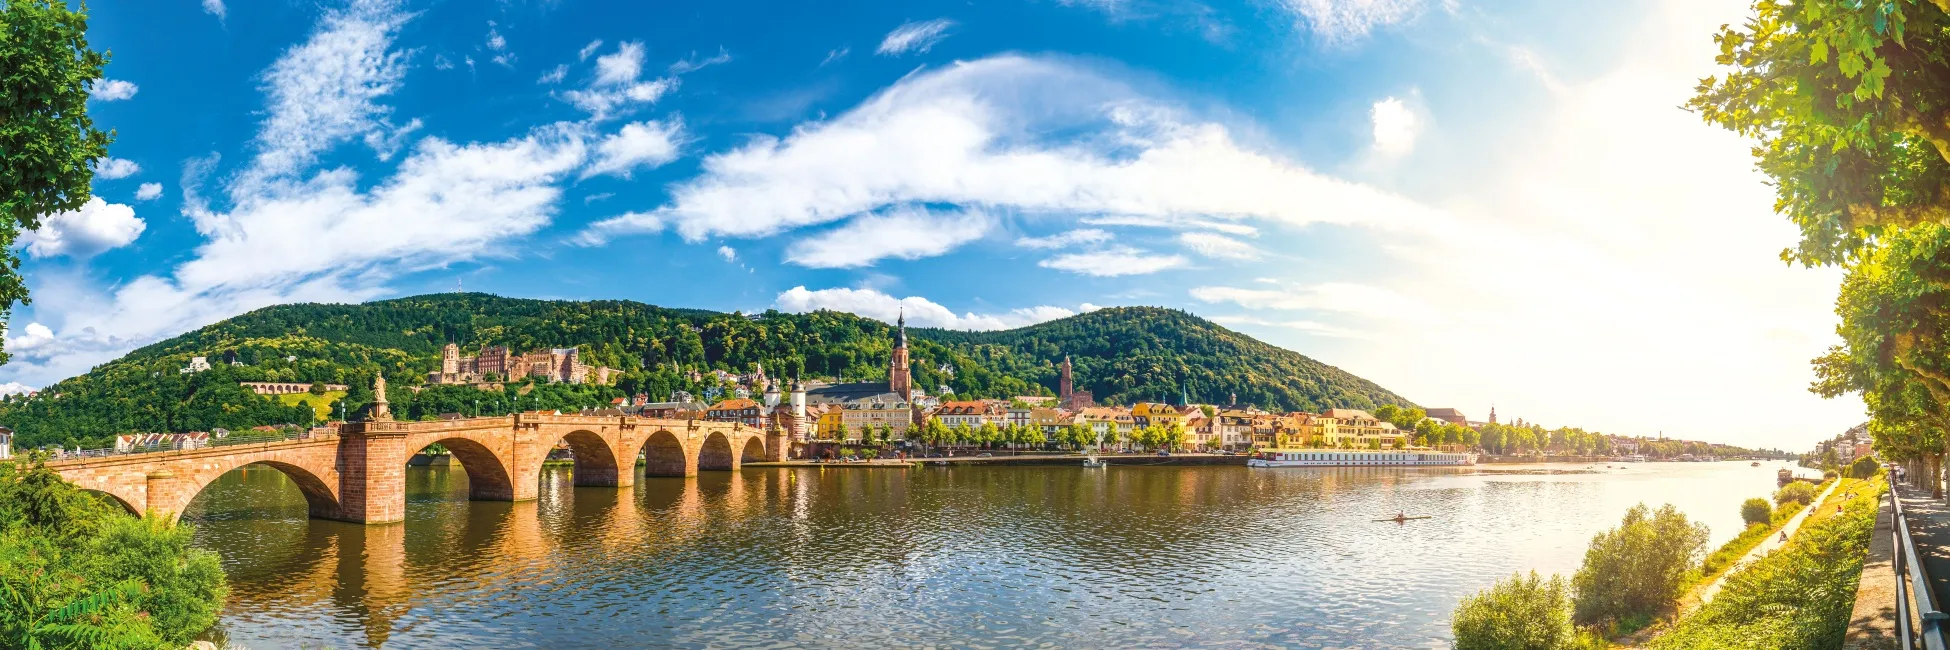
0,293 -> 1415,449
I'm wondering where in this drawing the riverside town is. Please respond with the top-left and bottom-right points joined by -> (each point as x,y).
0,0 -> 1936,648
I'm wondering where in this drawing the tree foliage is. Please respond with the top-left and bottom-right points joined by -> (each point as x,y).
1570,504 -> 1710,626
1451,571 -> 1582,650
0,0 -> 114,365
0,460 -> 226,649
1740,498 -> 1773,527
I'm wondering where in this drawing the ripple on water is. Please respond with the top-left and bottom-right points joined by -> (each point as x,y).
180,461 -> 1782,648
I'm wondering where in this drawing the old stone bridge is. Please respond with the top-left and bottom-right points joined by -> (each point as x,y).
45,413 -> 784,524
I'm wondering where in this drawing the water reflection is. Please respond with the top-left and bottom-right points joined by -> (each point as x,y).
182,461 -> 1792,649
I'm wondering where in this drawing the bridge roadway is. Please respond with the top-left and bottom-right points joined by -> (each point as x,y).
45,412 -> 785,524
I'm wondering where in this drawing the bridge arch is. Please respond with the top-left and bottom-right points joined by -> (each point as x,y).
542,429 -> 625,487
413,436 -> 516,502
81,489 -> 140,516
639,430 -> 692,477
740,436 -> 765,464
698,431 -> 736,471
183,459 -> 342,521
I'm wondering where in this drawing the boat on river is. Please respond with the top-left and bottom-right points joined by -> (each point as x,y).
1247,449 -> 1475,468
1082,456 -> 1107,468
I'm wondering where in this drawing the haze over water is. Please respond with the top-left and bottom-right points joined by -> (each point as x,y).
183,462 -> 1796,649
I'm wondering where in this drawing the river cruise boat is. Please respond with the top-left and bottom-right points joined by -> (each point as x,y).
1247,449 -> 1475,468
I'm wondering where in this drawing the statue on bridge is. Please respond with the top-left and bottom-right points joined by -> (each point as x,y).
371,372 -> 393,421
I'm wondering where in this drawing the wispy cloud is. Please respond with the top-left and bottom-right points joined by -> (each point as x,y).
1016,228 -> 1112,249
581,119 -> 685,179
1178,231 -> 1260,260
1276,0 -> 1424,44
1040,246 -> 1188,276
202,0 -> 225,22
786,207 -> 991,268
877,18 -> 955,56
537,64 -> 568,84
775,286 -> 1073,331
820,47 -> 851,67
668,47 -> 731,75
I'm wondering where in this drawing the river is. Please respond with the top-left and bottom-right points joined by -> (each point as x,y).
181,461 -> 1799,649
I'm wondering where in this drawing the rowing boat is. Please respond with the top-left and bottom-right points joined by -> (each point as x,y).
1374,516 -> 1434,522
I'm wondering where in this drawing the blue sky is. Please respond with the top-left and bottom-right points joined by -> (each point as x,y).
10,0 -> 1858,450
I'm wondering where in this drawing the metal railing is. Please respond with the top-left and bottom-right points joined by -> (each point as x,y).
1893,485 -> 1950,650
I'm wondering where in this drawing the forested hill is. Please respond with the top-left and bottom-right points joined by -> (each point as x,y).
0,293 -> 1415,449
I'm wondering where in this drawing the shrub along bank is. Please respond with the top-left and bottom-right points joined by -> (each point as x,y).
1649,481 -> 1882,649
0,458 -> 227,649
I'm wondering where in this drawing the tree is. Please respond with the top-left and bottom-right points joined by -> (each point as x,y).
1741,498 -> 1772,527
1451,571 -> 1579,650
1570,503 -> 1710,626
1689,0 -> 1950,267
0,0 -> 114,365
307,382 -> 326,396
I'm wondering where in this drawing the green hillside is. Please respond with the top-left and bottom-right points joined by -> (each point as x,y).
0,293 -> 1415,450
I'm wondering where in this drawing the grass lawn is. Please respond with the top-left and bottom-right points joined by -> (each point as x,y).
277,390 -> 345,422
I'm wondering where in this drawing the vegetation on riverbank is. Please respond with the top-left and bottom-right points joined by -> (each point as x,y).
1649,480 -> 1882,649
0,458 -> 228,649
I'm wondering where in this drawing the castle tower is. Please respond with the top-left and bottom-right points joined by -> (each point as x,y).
1059,355 -> 1074,402
1488,405 -> 1497,425
763,379 -> 781,408
441,343 -> 460,375
888,309 -> 912,401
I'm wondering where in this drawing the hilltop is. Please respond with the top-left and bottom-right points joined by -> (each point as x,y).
0,293 -> 1414,449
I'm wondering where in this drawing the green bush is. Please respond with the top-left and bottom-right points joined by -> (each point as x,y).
1740,498 -> 1771,526
1822,469 -> 1838,480
1700,522 -> 1773,577
1775,482 -> 1817,507
1849,457 -> 1879,479
1651,487 -> 1882,649
0,459 -> 228,649
1452,571 -> 1579,650
1572,503 -> 1710,626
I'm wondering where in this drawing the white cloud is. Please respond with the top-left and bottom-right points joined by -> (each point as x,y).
1178,231 -> 1260,260
578,55 -> 1441,246
234,0 -> 411,201
1188,282 -> 1419,320
877,19 -> 955,56
581,119 -> 684,179
669,47 -> 731,75
4,323 -> 56,357
775,286 -> 1072,330
486,25 -> 506,51
94,158 -> 139,179
574,211 -> 663,245
433,54 -> 455,71
134,183 -> 163,201
559,41 -> 677,118
717,246 -> 736,261
786,207 -> 991,268
1277,0 -> 1424,43
537,64 -> 568,84
1039,246 -> 1187,276
0,382 -> 32,397
1370,96 -> 1420,156
21,197 -> 145,259
594,41 -> 645,85
92,79 -> 138,101
202,0 -> 225,21
821,47 -> 851,66
1082,214 -> 1259,236
1016,228 -> 1112,249
578,39 -> 604,61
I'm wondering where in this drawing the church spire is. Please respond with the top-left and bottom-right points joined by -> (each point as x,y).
896,307 -> 907,348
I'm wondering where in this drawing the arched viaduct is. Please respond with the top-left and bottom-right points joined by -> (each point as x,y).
45,413 -> 784,524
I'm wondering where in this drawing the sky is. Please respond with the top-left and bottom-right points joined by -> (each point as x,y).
8,0 -> 1859,451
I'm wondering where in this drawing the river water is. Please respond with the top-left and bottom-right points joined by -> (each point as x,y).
181,461 -> 1798,649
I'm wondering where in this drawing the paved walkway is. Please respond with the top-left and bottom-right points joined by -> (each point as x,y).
1700,479 -> 1840,604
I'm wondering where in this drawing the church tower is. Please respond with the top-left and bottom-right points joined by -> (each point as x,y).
1059,355 -> 1074,402
1488,405 -> 1497,425
888,310 -> 912,401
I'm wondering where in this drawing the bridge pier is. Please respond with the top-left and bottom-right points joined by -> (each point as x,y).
337,425 -> 411,524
